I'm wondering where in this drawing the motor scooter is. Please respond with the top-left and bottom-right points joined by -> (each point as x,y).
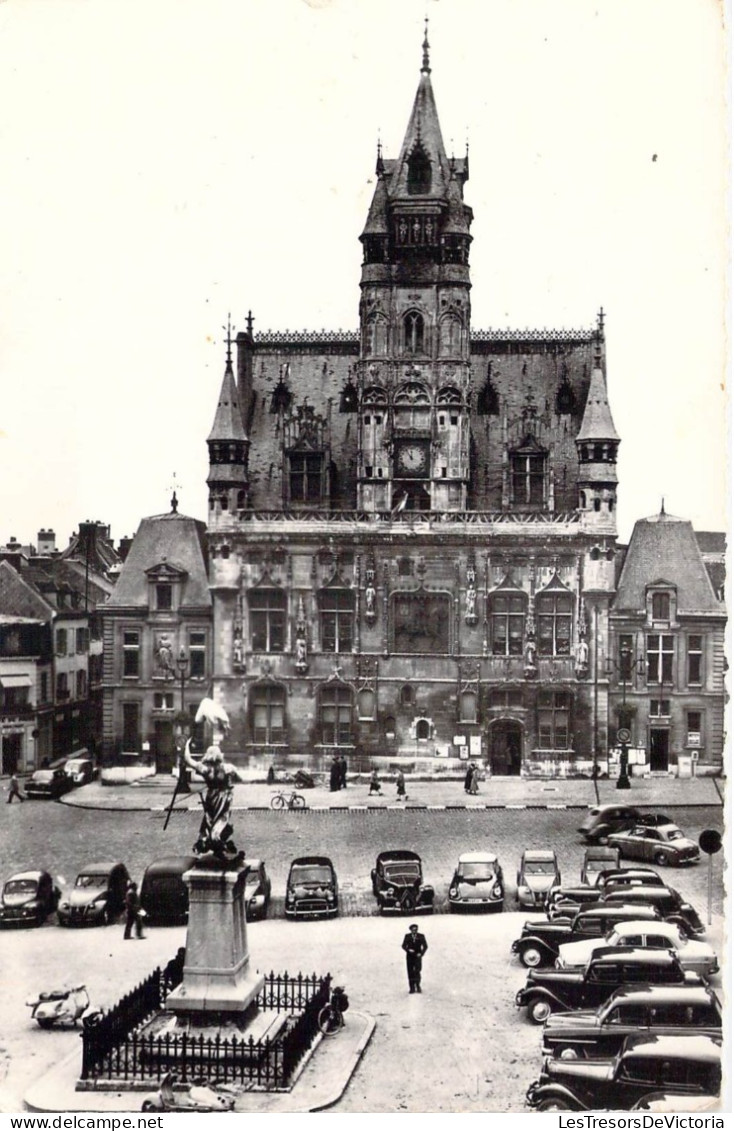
27,984 -> 93,1028
141,1072 -> 236,1112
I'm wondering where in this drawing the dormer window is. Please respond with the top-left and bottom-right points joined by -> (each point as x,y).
288,452 -> 325,505
407,143 -> 431,195
652,593 -> 670,621
156,583 -> 172,611
510,447 -> 547,508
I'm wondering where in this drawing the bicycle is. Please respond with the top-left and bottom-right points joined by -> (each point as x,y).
270,790 -> 306,810
317,985 -> 349,1036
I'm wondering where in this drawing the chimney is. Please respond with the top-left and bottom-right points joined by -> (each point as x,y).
37,528 -> 57,556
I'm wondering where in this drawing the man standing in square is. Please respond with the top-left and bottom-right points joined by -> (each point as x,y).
402,923 -> 428,993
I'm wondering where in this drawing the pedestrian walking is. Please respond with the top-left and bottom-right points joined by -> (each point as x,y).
463,763 -> 473,793
329,756 -> 340,793
469,763 -> 480,795
402,923 -> 428,993
123,880 -> 145,940
6,772 -> 24,803
338,753 -> 348,790
368,768 -> 382,796
396,768 -> 407,801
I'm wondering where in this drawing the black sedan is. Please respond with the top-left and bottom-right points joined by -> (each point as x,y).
0,869 -> 60,928
25,768 -> 73,799
285,856 -> 338,919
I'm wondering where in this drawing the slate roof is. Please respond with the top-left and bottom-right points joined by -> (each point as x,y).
208,359 -> 247,443
576,364 -> 619,442
106,513 -> 210,609
25,558 -> 113,610
613,512 -> 723,614
0,560 -> 54,620
389,51 -> 452,200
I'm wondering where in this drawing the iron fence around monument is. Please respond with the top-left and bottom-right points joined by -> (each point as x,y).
80,962 -> 331,1091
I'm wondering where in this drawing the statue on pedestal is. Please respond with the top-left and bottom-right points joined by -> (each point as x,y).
180,698 -> 244,866
574,636 -> 590,679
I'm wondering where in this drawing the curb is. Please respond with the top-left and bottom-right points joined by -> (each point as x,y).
310,1011 -> 376,1113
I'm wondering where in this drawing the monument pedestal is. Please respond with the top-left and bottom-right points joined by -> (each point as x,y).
166,864 -> 264,1015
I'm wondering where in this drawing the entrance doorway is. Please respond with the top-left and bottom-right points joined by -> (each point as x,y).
649,728 -> 669,772
2,733 -> 22,775
153,720 -> 175,772
489,719 -> 523,776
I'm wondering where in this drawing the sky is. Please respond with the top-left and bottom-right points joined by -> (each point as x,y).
0,0 -> 728,550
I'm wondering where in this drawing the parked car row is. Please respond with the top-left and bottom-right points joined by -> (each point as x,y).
23,756 -> 98,799
510,841 -> 721,1112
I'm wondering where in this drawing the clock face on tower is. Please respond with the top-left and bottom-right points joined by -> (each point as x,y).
395,440 -> 430,478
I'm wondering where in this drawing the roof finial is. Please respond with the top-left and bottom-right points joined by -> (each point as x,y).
376,132 -> 384,176
660,497 -> 666,516
169,472 -> 181,514
597,306 -> 606,337
246,310 -> 254,337
421,16 -> 431,74
223,313 -> 234,368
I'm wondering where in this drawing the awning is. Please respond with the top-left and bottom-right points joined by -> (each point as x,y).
0,674 -> 32,689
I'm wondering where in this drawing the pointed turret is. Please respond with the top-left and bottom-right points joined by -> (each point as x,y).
576,313 -> 619,528
207,321 -> 249,524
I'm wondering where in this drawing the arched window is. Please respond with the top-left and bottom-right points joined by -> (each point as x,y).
319,685 -> 353,745
250,683 -> 286,744
489,590 -> 527,656
407,144 -> 432,195
364,315 -> 388,356
358,688 -> 375,719
416,718 -> 431,740
403,311 -> 425,355
477,379 -> 499,416
400,684 -> 414,706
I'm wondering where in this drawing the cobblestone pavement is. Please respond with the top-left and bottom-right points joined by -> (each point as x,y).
0,798 -> 725,917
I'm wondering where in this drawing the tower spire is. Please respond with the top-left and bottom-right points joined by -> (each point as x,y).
223,313 -> 234,368
421,17 -> 430,74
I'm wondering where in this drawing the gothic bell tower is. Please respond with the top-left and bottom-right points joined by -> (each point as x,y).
357,25 -> 473,513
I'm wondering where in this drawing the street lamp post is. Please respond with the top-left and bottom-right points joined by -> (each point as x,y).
606,642 -> 644,790
174,648 -> 191,794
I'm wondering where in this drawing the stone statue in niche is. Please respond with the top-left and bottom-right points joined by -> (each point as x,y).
575,637 -> 590,678
154,634 -> 176,677
295,633 -> 308,673
365,569 -> 377,621
233,623 -> 244,669
465,564 -> 477,624
523,634 -> 538,679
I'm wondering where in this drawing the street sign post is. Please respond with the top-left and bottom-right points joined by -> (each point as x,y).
698,829 -> 723,926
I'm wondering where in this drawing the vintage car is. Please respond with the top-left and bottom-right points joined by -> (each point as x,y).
244,859 -> 272,921
285,856 -> 338,919
526,1033 -> 721,1112
580,846 -> 620,886
0,869 -> 60,928
541,983 -> 722,1060
515,946 -> 697,1024
516,849 -> 561,909
602,884 -> 704,937
512,903 -> 663,969
597,866 -> 665,891
371,850 -> 434,914
448,852 -> 504,912
25,768 -> 73,800
556,919 -> 719,978
578,804 -> 641,844
140,856 -> 197,924
545,886 -> 607,920
63,756 -> 97,785
608,823 -> 701,867
57,861 -> 130,926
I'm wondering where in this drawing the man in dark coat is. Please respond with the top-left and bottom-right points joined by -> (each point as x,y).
401,923 -> 428,993
329,756 -> 340,792
338,753 -> 348,789
123,880 -> 145,940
